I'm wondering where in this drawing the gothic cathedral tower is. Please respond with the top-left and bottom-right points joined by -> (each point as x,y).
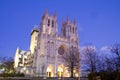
14,10 -> 80,78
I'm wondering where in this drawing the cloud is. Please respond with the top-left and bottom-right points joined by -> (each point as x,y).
80,45 -> 96,51
100,46 -> 112,57
100,46 -> 111,52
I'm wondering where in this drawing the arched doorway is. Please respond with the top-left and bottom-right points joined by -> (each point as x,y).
58,64 -> 64,77
46,65 -> 53,77
73,68 -> 79,77
57,44 -> 69,77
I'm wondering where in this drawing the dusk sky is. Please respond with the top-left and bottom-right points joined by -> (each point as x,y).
0,0 -> 120,58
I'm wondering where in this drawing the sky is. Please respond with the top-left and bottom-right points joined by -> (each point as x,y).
0,0 -> 120,58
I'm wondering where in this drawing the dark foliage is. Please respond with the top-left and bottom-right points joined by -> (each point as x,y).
0,72 -> 25,77
0,57 -> 25,77
88,71 -> 120,80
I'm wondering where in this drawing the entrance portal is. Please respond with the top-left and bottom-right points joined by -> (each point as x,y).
46,65 -> 53,77
58,64 -> 64,77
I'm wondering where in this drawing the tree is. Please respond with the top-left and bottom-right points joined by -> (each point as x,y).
110,43 -> 120,71
0,57 -> 25,77
81,46 -> 98,73
80,44 -> 120,80
0,57 -> 15,73
0,57 -> 15,77
63,46 -> 80,78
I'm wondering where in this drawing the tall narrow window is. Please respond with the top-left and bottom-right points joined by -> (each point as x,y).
48,19 -> 50,26
52,20 -> 54,27
47,41 -> 50,57
63,28 -> 66,37
73,27 -> 74,33
70,26 -> 71,32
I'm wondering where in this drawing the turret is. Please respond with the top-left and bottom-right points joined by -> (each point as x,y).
14,47 -> 20,68
30,26 -> 39,53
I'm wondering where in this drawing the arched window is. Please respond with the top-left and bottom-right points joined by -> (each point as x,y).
47,41 -> 50,57
63,28 -> 66,37
73,27 -> 74,33
51,42 -> 54,57
70,26 -> 71,32
48,19 -> 50,26
52,20 -> 54,27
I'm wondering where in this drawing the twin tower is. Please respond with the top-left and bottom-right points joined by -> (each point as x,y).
40,9 -> 78,39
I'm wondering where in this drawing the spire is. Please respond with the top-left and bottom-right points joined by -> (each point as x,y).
62,20 -> 66,27
62,20 -> 64,26
54,10 -> 57,18
42,8 -> 48,20
66,16 -> 69,22
16,47 -> 20,53
17,47 -> 19,50
45,8 -> 48,15
74,18 -> 76,25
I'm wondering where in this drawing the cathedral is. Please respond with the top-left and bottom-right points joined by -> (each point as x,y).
14,10 -> 80,77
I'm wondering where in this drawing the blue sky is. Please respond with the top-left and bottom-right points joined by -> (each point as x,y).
0,0 -> 120,57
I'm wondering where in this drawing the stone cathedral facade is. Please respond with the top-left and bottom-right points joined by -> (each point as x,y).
14,10 -> 80,77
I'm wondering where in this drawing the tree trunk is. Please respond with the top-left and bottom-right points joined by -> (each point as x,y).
71,62 -> 73,78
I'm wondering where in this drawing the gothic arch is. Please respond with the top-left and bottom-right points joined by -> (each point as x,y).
57,64 -> 70,77
58,64 -> 64,77
46,65 -> 53,77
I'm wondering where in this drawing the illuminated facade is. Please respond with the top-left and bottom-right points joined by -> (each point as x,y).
14,10 -> 80,77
